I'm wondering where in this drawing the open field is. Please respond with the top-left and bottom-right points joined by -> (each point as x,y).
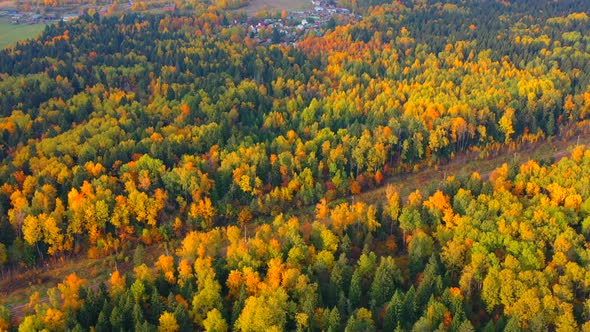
242,0 -> 311,15
0,17 -> 46,49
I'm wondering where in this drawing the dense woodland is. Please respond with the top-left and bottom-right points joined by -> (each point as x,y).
1,0 -> 590,330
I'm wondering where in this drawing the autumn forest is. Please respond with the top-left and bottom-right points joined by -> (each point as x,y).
1,0 -> 590,331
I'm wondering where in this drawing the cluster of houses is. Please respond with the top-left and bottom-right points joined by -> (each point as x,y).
1,8 -> 80,24
2,0 -> 358,45
3,1 -> 179,26
2,10 -> 57,24
245,0 -> 358,44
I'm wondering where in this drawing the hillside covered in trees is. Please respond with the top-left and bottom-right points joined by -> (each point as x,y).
1,0 -> 590,330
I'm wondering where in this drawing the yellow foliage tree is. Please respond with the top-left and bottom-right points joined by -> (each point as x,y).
155,255 -> 176,283
57,273 -> 86,311
109,270 -> 126,297
158,311 -> 180,332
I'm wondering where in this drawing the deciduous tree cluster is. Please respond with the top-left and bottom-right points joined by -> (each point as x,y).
1,0 -> 590,330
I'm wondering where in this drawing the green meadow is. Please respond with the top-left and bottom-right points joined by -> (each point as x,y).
0,17 -> 46,49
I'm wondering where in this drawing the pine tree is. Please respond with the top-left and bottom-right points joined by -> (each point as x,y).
133,303 -> 145,325
174,303 -> 192,332
458,320 -> 475,332
327,307 -> 341,332
383,290 -> 403,332
133,244 -> 145,266
95,309 -> 110,332
109,306 -> 124,330
231,286 -> 247,326
348,271 -> 362,308
503,316 -> 522,332
370,256 -> 401,307
482,320 -> 496,332
148,288 -> 164,324
401,286 -> 417,329
450,310 -> 465,332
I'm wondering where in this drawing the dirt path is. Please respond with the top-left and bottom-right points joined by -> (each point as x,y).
2,245 -> 160,323
355,132 -> 590,204
7,278 -> 105,325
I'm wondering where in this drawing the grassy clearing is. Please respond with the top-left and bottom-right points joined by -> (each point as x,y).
0,244 -> 163,320
0,255 -> 114,308
241,0 -> 311,16
0,17 -> 47,49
